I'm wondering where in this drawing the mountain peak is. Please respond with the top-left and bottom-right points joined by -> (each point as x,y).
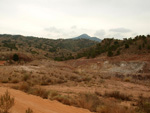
80,34 -> 90,37
73,34 -> 101,42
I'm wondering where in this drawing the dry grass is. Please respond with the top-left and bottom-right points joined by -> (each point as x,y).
0,60 -> 150,113
96,104 -> 136,113
18,82 -> 31,92
76,93 -> 102,112
137,96 -> 150,113
31,88 -> 50,99
104,91 -> 132,101
51,95 -> 73,105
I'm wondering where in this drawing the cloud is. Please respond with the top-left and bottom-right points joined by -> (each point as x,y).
71,25 -> 77,29
44,27 -> 63,33
105,33 -> 125,39
109,28 -> 132,33
44,27 -> 65,39
94,30 -> 105,38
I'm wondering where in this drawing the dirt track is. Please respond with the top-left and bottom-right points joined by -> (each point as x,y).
0,87 -> 91,113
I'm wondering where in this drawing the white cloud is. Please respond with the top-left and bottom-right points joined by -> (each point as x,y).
45,27 -> 63,33
109,28 -> 131,33
94,30 -> 106,38
71,26 -> 77,29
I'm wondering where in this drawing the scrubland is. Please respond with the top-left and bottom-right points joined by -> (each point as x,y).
0,55 -> 150,113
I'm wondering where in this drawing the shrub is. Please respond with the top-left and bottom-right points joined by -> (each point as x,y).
76,93 -> 102,112
49,91 -> 59,99
0,90 -> 15,113
116,50 -> 120,56
19,83 -> 30,92
138,45 -> 142,50
11,79 -> 19,83
124,77 -> 132,82
40,80 -> 49,86
22,74 -> 30,81
1,79 -> 9,83
96,104 -> 135,113
147,45 -> 150,50
95,91 -> 102,96
137,97 -> 150,113
26,108 -> 33,113
104,91 -> 132,101
52,95 -> 72,105
107,51 -> 113,57
49,91 -> 73,105
13,54 -> 19,61
125,44 -> 129,49
31,88 -> 49,99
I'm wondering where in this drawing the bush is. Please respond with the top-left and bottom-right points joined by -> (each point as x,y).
19,83 -> 30,92
147,45 -> 150,50
52,95 -> 72,105
137,97 -> 150,113
138,45 -> 142,50
125,44 -> 129,49
96,104 -> 135,113
124,77 -> 132,82
1,79 -> 9,83
104,91 -> 132,101
76,93 -> 102,112
26,108 -> 33,113
11,79 -> 19,83
31,88 -> 49,99
107,51 -> 113,57
49,91 -> 59,99
22,74 -> 30,81
116,50 -> 120,56
13,54 -> 19,61
0,90 -> 14,113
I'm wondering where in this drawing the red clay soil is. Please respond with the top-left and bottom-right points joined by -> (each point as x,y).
0,87 -> 91,113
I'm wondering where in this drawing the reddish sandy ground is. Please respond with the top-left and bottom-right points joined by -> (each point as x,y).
0,86 -> 91,113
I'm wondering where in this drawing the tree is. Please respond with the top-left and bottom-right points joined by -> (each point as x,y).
107,51 -> 113,57
139,45 -> 142,50
116,50 -> 120,56
147,45 -> 150,50
125,44 -> 129,49
13,54 -> 19,61
147,34 -> 150,38
0,90 -> 15,113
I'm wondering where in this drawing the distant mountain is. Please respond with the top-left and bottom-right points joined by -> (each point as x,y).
72,34 -> 101,42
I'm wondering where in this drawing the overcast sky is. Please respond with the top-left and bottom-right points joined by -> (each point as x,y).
0,0 -> 150,39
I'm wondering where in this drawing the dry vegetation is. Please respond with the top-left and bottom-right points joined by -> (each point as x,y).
26,108 -> 33,113
0,57 -> 150,113
0,90 -> 14,113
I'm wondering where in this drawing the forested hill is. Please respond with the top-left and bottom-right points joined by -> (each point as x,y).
1,34 -> 150,62
76,35 -> 150,58
0,34 -> 98,61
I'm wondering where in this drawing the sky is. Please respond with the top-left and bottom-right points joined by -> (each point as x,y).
0,0 -> 150,39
